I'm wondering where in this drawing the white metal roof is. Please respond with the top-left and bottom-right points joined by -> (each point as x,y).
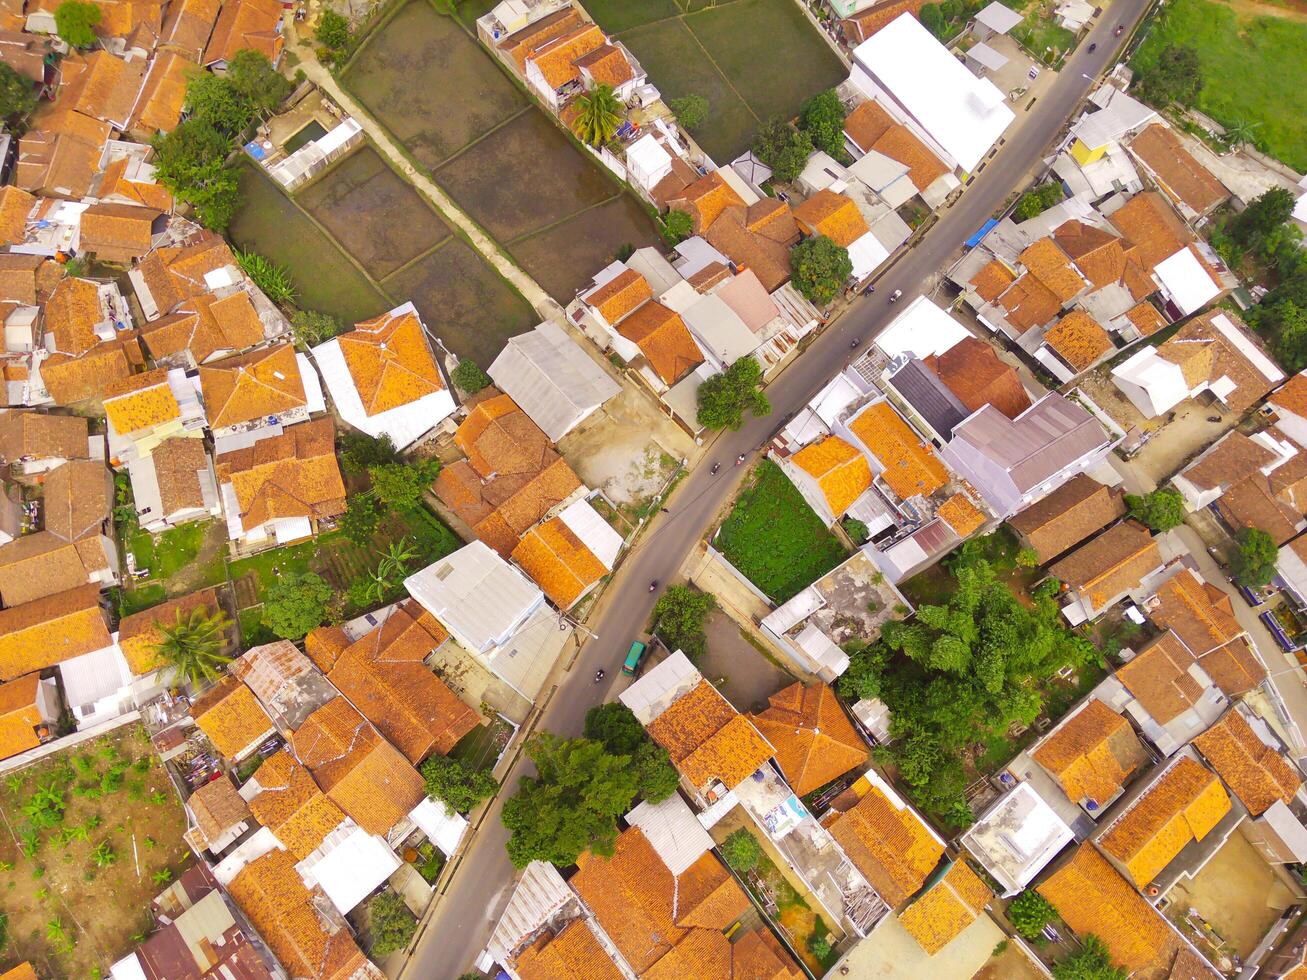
619,649 -> 702,724
848,148 -> 910,194
409,797 -> 469,856
975,0 -> 1021,33
405,541 -> 544,653
626,793 -> 714,875
847,231 -> 890,281
294,352 -> 326,415
1112,347 -> 1190,414
1210,311 -> 1284,385
961,781 -> 1074,895
876,295 -> 970,359
486,861 -> 575,963
1072,86 -> 1157,149
299,824 -> 400,914
59,643 -> 132,713
557,498 -> 623,569
968,41 -> 1008,71
851,13 -> 1014,170
682,293 -> 758,364
762,585 -> 825,636
1153,247 -> 1220,316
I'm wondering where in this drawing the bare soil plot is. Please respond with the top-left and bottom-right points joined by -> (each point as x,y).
342,0 -> 526,169
435,111 -> 620,242
298,146 -> 450,280
507,194 -> 662,300
382,237 -> 535,366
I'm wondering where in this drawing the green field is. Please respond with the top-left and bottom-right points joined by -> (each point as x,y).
1132,0 -> 1307,171
716,460 -> 848,603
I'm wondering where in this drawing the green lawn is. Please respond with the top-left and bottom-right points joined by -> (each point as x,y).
716,460 -> 848,603
1132,0 -> 1307,170
1012,3 -> 1076,62
126,521 -> 212,582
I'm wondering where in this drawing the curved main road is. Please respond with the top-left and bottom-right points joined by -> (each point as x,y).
406,7 -> 1151,975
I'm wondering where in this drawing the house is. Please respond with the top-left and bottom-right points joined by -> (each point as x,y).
245,749 -> 347,859
117,587 -> 225,677
793,189 -> 871,249
1065,85 -> 1157,168
16,109 -> 112,199
778,434 -> 873,526
185,775 -> 251,856
1128,124 -> 1230,222
199,343 -> 310,439
129,435 -> 221,532
202,0 -> 283,68
665,170 -> 748,235
289,696 -> 426,837
160,0 -> 224,61
842,99 -> 951,204
325,600 -> 479,764
130,231 -> 242,319
1112,309 -> 1284,419
1041,308 -> 1114,378
925,336 -> 1030,420
42,458 -> 111,547
230,639 -> 337,732
129,50 -> 199,136
487,320 -> 621,442
0,583 -> 113,680
0,410 -> 89,475
104,366 -> 206,464
1049,519 -> 1162,623
510,498 -> 623,609
614,299 -> 705,390
1171,430 -> 1285,511
509,919 -> 624,979
1269,372 -> 1307,447
523,23 -> 640,110
0,531 -> 116,605
1030,698 -> 1147,813
54,50 -> 146,131
190,674 -> 274,761
1008,474 -> 1125,563
0,31 -> 50,85
842,399 -> 949,503
214,418 -> 345,550
42,275 -> 131,357
897,858 -> 992,956
704,199 -> 802,291
838,0 -> 926,41
1145,569 -> 1266,697
1193,706 -> 1301,818
0,672 -> 59,760
38,334 -> 141,406
78,202 -> 160,263
140,290 -> 269,368
749,683 -> 866,796
961,782 -> 1075,896
311,302 -> 455,451
940,393 -> 1115,518
847,13 -> 1014,173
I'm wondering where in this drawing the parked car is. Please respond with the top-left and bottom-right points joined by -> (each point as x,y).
622,640 -> 648,676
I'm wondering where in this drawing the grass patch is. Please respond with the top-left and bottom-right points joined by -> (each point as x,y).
126,521 -> 210,582
1013,3 -> 1077,62
716,459 -> 847,603
1131,0 -> 1307,170
448,719 -> 514,771
580,0 -> 679,32
111,581 -> 168,617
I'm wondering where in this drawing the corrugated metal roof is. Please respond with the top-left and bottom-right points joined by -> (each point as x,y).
404,542 -> 543,653
625,793 -> 714,875
952,394 -> 1109,492
887,358 -> 969,438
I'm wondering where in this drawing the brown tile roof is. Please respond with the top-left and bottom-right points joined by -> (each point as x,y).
647,679 -> 773,792
841,0 -> 927,43
1053,220 -> 1128,290
200,344 -> 306,429
56,49 -> 146,126
996,273 -> 1062,331
0,582 -> 110,679
118,587 -> 222,675
842,98 -> 948,189
746,198 -> 801,245
0,531 -> 109,606
822,777 -> 943,907
1037,845 -> 1180,977
103,367 -> 180,435
790,435 -> 872,518
248,748 -> 346,859
41,458 -> 111,542
1271,373 -> 1307,420
1125,300 -> 1167,337
1116,632 -> 1204,724
1108,191 -> 1193,271
1181,432 -> 1277,494
750,683 -> 866,795
436,455 -> 581,558
511,515 -> 607,609
191,674 -> 274,760
793,189 -> 869,248
0,30 -> 48,84
134,231 -> 237,315
187,774 -> 250,848
937,492 -> 986,537
150,435 -> 211,516
203,0 -> 284,65
159,0 -> 222,59
141,289 -> 265,366
0,673 -> 43,760
290,697 -> 426,836
1044,309 -> 1113,373
1158,309 -> 1280,415
0,252 -> 41,305
1148,569 -> 1240,657
0,185 -> 34,246
705,204 -> 794,293
616,301 -> 704,386
898,858 -> 991,955
326,600 -> 476,764
1032,698 -> 1146,805
45,275 -> 104,356
527,23 -> 605,89
128,50 -> 197,135
969,259 -> 1016,303
454,390 -> 546,478
1009,475 -> 1125,563
928,336 -> 1031,419
848,401 -> 948,501
1197,635 -> 1265,698
339,306 -> 444,416
1100,756 -> 1230,887
583,267 -> 651,325
512,920 -> 624,980
40,336 -> 139,405
79,202 -> 159,260
1020,238 -> 1087,303
1194,709 -> 1301,816
1215,473 -> 1302,546
666,170 -> 745,234
303,625 -> 351,673
574,42 -> 633,89
1049,519 -> 1161,612
16,110 -> 111,199
731,928 -> 804,980
0,410 -> 87,463
215,418 -> 346,531
498,6 -> 584,70
1130,125 -> 1229,216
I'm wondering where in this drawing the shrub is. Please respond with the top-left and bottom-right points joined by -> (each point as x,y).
1124,487 -> 1186,532
451,359 -> 492,394
720,828 -> 762,873
1015,181 -> 1064,221
419,756 -> 498,814
809,935 -> 832,960
662,209 -> 693,246
1015,547 -> 1040,568
236,249 -> 297,305
651,585 -> 715,660
843,517 -> 869,545
1008,889 -> 1057,940
316,9 -> 350,52
290,310 -> 344,347
669,94 -> 709,130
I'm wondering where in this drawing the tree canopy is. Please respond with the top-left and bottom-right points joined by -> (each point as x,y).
1137,43 -> 1202,107
720,828 -> 762,873
798,89 -> 847,160
419,755 -> 498,814
368,460 -> 440,510
185,72 -> 255,138
584,702 -> 679,803
261,572 -> 332,639
1015,181 -> 1064,221
697,356 -> 770,430
226,49 -> 291,116
152,120 -> 241,231
289,310 -> 343,348
451,359 -> 491,394
315,10 -> 351,53
1230,526 -> 1278,588
1052,936 -> 1127,980
662,209 -> 693,246
791,235 -> 852,305
153,607 -> 233,688
753,118 -> 813,184
0,64 -> 37,122
572,84 -> 622,147
669,94 -> 708,131
1007,889 -> 1058,940
55,0 -> 100,48
367,893 -> 416,957
1124,487 -> 1185,532
651,585 -> 715,660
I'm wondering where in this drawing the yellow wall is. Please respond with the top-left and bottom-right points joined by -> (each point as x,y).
1070,139 -> 1107,166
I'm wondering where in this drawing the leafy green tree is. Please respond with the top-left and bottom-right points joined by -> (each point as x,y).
669,94 -> 708,130
451,359 -> 491,394
236,250 -> 296,305
798,89 -> 846,159
226,49 -> 291,117
501,735 -> 641,867
720,828 -> 762,873
55,0 -> 101,48
315,10 -> 350,51
651,584 -> 715,659
1264,300 -> 1307,372
340,494 -> 382,546
1015,181 -> 1064,221
697,356 -> 770,431
1137,43 -> 1202,108
919,3 -> 947,38
262,572 -> 332,639
367,892 -> 416,957
662,209 -> 693,246
753,118 -> 813,183
339,432 -> 400,474
0,64 -> 37,122
1008,889 -> 1057,940
583,702 -> 645,755
419,755 -> 498,813
364,537 -> 417,602
791,235 -> 851,305
184,73 -> 253,139
843,517 -> 869,545
571,83 -> 622,147
368,460 -> 440,509
632,741 -> 678,802
1052,935 -> 1127,980
153,606 -> 233,687
1124,487 -> 1185,532
289,310 -> 343,347
1230,527 -> 1278,588
1230,187 -> 1295,251
152,120 -> 241,231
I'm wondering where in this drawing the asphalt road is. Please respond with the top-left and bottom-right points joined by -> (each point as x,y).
405,7 -> 1151,976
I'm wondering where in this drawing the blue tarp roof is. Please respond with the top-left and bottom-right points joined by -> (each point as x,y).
965,218 -> 998,248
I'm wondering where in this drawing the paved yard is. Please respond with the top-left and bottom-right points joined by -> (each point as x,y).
697,609 -> 794,714
839,909 -> 1006,978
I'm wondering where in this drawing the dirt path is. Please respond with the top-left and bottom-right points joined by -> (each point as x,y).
166,521 -> 228,595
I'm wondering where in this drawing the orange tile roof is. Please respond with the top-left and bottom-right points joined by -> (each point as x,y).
102,366 -> 181,434
0,964 -> 39,980
511,515 -> 608,609
454,391 -> 548,478
1020,238 -> 1087,303
0,532 -> 109,606
141,289 -> 265,366
527,23 -> 604,89
667,170 -> 746,233
248,748 -> 346,859
790,435 -> 872,518
118,587 -> 222,676
499,7 -> 583,70
647,679 -> 773,792
822,778 -> 943,907
1273,373 -> 1307,420
842,98 -> 950,190
898,859 -> 991,955
1053,220 -> 1127,290
705,203 -> 794,292
1049,520 -> 1161,613
574,42 -> 633,89
199,344 -> 306,430
793,189 -> 870,248
1115,632 -> 1204,725
1100,756 -> 1229,887
997,272 -> 1063,331
1125,300 -> 1167,337
969,259 -> 1016,303
1032,698 -> 1146,805
731,929 -> 805,980
848,401 -> 948,501
160,0 -> 222,60
303,625 -> 351,673
938,493 -> 986,537
1149,569 -> 1240,657
0,185 -> 34,245
842,98 -> 893,153
191,675 -> 274,760
1037,845 -> 1179,976
339,306 -> 444,416
512,919 -> 624,980
1193,709 -> 1301,816
929,335 -> 1031,420
202,0 -> 283,65
616,301 -> 704,386
45,275 -> 103,355
749,683 -> 866,795
0,673 -> 43,760
134,231 -> 237,315
584,267 -> 652,324
129,49 -> 197,134
215,418 -> 346,531
1130,124 -> 1228,217
1044,309 -> 1113,373
1108,191 -> 1192,271
0,583 -> 111,680
647,680 -> 736,761
841,0 -> 927,42
40,335 -> 138,405
56,49 -> 146,126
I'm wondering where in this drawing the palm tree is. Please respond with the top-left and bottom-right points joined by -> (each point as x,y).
572,84 -> 622,147
1224,118 -> 1258,150
366,537 -> 417,602
153,607 -> 233,688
